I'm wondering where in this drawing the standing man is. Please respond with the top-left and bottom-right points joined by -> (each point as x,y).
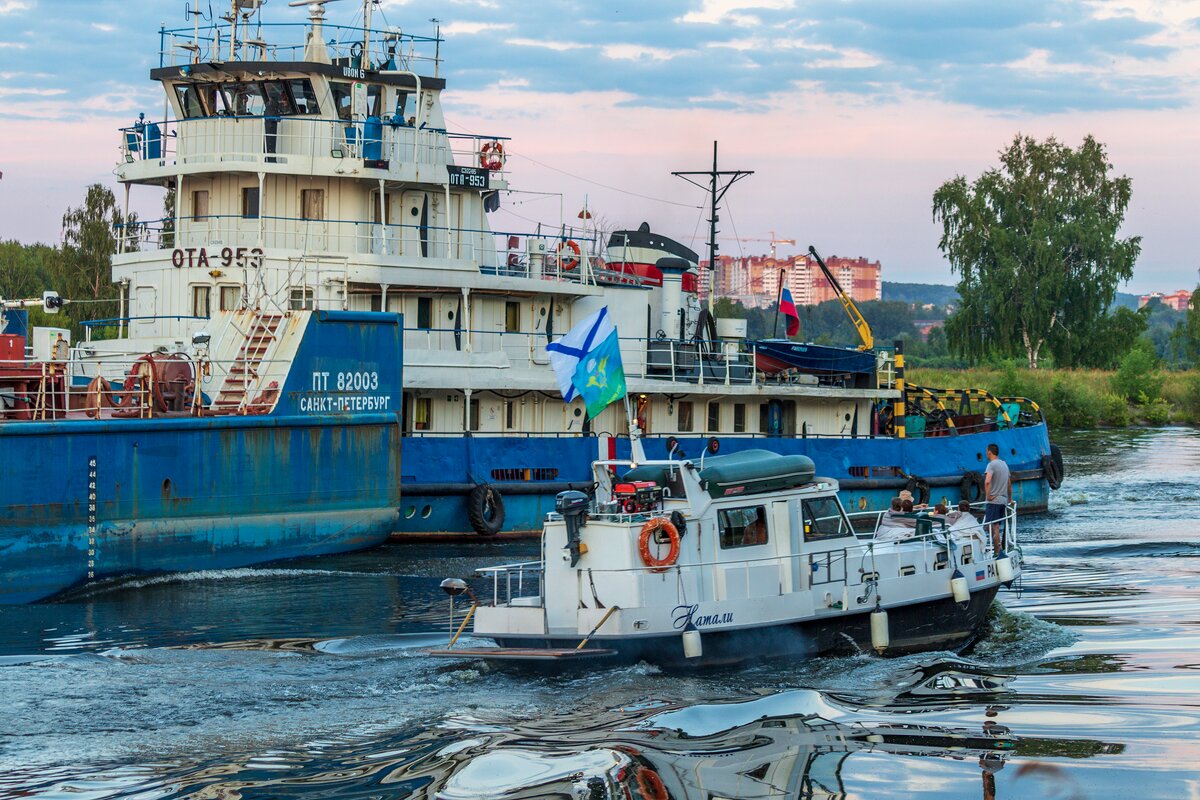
984,443 -> 1011,552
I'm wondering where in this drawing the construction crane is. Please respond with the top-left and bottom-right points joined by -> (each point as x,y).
808,245 -> 874,351
729,231 -> 796,261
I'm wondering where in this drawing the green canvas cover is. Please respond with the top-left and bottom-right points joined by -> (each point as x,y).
698,449 -> 816,498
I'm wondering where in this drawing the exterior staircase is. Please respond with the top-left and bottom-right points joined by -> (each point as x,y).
210,312 -> 283,415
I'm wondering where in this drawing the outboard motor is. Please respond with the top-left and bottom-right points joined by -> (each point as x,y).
556,490 -> 589,567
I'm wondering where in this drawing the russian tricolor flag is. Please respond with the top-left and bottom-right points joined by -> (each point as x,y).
780,287 -> 800,337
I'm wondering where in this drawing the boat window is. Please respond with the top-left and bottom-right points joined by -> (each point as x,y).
395,90 -> 409,123
707,401 -> 720,432
677,400 -> 694,432
802,497 -> 850,542
414,397 -> 432,431
718,506 -> 768,549
366,84 -> 383,117
331,81 -> 353,121
230,83 -> 266,116
733,403 -> 746,433
199,85 -> 232,116
175,84 -> 205,119
416,296 -> 432,329
289,287 -> 314,311
241,187 -> 260,219
191,285 -> 211,319
191,190 -> 209,220
301,189 -> 325,221
219,285 -> 241,312
263,81 -> 298,116
504,301 -> 521,333
287,79 -> 321,115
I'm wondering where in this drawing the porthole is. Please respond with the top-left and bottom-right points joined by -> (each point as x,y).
421,504 -> 433,519
405,506 -> 417,519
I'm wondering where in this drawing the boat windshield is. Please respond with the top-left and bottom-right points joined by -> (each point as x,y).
802,497 -> 850,542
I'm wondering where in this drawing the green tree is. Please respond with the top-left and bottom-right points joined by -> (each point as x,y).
1169,287 -> 1200,367
59,183 -> 140,327
933,134 -> 1141,368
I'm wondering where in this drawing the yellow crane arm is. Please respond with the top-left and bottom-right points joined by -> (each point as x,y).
808,245 -> 874,351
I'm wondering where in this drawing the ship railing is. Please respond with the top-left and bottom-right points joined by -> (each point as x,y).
0,347 -> 296,420
476,561 -> 545,607
158,22 -> 441,73
119,117 -> 506,181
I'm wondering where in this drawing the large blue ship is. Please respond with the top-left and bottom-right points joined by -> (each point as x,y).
2,1 -> 1060,604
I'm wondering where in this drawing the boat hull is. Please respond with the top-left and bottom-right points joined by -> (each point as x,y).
492,586 -> 1000,668
395,423 -> 1053,535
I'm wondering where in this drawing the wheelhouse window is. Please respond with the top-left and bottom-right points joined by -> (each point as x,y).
366,84 -> 384,117
301,189 -> 325,221
677,401 -> 694,432
241,187 -> 260,219
707,400 -> 721,433
802,497 -> 850,542
718,506 -> 768,549
287,79 -> 321,115
175,84 -> 205,118
262,81 -> 298,116
231,83 -> 266,116
331,82 -> 353,121
191,190 -> 209,220
191,285 -> 211,319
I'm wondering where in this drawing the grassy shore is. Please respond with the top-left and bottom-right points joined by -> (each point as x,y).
907,366 -> 1200,429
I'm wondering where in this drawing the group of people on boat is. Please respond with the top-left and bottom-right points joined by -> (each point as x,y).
875,443 -> 1011,550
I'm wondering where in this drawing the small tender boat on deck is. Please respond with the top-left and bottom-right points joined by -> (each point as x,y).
432,450 -> 1019,667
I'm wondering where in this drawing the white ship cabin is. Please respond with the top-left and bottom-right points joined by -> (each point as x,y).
96,2 -> 894,432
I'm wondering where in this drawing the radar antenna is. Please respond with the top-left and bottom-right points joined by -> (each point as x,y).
287,0 -> 345,63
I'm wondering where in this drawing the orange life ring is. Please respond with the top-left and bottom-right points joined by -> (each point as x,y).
634,766 -> 668,800
555,239 -> 581,270
638,517 -> 680,573
480,140 -> 505,170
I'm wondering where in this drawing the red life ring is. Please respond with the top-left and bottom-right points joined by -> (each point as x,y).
638,517 -> 680,573
555,239 -> 581,270
480,140 -> 505,170
634,766 -> 668,800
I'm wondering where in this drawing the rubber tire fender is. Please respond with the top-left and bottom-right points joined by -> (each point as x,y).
1042,450 -> 1064,491
960,470 -> 986,504
1048,443 -> 1065,489
466,484 -> 505,536
905,476 -> 931,506
670,510 -> 688,539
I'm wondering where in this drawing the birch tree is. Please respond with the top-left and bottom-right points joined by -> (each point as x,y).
933,135 -> 1140,368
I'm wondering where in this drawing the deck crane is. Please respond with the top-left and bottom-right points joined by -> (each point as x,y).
808,245 -> 874,351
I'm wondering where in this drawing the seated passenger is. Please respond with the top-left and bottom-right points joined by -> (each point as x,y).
876,498 -> 915,541
946,500 -> 978,528
743,508 -> 767,545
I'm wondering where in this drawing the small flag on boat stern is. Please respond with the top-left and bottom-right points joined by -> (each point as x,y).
547,306 -> 626,418
975,569 -> 986,581
780,287 -> 800,337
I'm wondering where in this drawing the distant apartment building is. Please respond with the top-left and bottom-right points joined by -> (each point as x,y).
1138,290 -> 1193,312
700,253 -> 882,307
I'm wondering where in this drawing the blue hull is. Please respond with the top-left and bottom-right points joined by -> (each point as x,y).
398,423 -> 1053,534
1,311 -> 404,604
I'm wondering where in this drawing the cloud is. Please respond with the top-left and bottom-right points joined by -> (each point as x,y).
441,21 -> 513,35
0,1 -> 31,14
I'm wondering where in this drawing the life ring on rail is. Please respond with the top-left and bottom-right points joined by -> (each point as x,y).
960,470 -> 985,504
634,766 -> 668,800
905,476 -> 931,506
638,517 -> 680,573
554,239 -> 581,270
467,484 -> 505,536
480,140 -> 506,171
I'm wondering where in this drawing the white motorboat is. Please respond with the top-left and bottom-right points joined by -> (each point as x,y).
433,449 -> 1019,667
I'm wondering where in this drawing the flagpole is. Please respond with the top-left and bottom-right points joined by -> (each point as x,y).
772,268 -> 785,339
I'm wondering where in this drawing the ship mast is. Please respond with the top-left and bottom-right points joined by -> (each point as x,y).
673,141 -> 753,313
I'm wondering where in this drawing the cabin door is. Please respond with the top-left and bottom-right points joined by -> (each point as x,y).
767,399 -> 783,437
772,500 -> 796,592
401,191 -> 430,258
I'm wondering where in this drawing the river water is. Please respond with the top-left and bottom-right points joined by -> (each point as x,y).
2,428 -> 1198,799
